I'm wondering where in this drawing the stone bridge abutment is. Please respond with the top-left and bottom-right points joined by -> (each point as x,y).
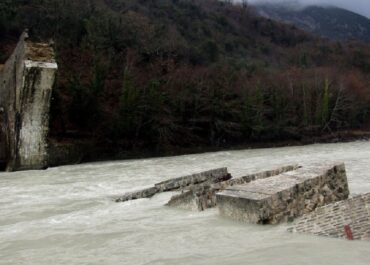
0,31 -> 57,171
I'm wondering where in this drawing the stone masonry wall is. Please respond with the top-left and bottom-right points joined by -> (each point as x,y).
0,32 -> 27,170
0,32 -> 57,171
115,168 -> 231,203
290,193 -> 370,240
0,106 -> 7,169
166,165 -> 299,211
216,163 -> 349,224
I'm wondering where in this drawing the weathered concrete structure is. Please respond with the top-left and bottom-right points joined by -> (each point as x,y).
115,168 -> 231,203
216,163 -> 349,224
167,165 -> 299,211
289,193 -> 370,241
0,32 -> 57,171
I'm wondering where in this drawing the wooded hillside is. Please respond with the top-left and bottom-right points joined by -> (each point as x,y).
1,0 -> 370,155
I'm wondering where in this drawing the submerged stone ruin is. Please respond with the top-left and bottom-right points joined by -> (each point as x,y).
166,165 -> 298,211
116,162 -> 370,241
0,31 -> 57,171
217,163 -> 349,224
289,193 -> 370,240
115,165 -> 299,206
115,168 -> 232,202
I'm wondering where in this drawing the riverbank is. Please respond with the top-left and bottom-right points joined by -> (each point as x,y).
48,129 -> 370,168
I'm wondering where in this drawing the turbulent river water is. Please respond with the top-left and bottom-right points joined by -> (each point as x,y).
1,141 -> 370,265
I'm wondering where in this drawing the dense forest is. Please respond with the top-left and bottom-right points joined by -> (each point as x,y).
1,0 -> 370,158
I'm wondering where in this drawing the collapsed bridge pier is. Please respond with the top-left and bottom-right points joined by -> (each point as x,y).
0,32 -> 57,171
116,162 -> 370,241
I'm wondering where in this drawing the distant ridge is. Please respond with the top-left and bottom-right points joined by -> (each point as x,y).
254,4 -> 370,42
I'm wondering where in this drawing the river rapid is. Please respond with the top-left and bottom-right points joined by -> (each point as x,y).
1,141 -> 370,265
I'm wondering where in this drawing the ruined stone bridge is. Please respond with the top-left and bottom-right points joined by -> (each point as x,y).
0,32 -> 57,171
116,163 -> 370,241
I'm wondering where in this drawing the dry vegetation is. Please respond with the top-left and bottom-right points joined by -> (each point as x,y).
1,0 -> 370,155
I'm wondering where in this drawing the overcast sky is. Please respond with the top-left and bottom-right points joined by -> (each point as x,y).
248,0 -> 370,18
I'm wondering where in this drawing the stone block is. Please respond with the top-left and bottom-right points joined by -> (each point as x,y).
167,165 -> 299,211
166,184 -> 215,211
115,187 -> 158,202
116,168 -> 230,203
216,163 -> 349,224
155,167 -> 230,192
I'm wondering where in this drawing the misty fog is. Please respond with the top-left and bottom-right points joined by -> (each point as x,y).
246,0 -> 370,18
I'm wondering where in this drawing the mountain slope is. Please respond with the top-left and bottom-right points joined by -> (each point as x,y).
0,0 -> 370,158
255,4 -> 370,42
